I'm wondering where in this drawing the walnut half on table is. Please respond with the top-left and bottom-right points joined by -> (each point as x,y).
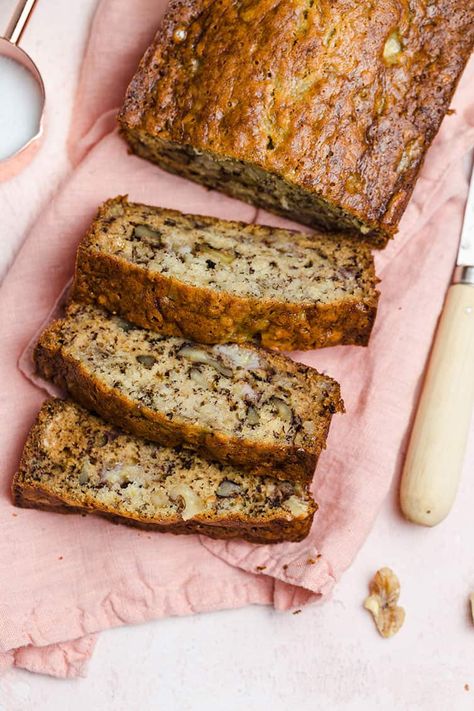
364,567 -> 405,638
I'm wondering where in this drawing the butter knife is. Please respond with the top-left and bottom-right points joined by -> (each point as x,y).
400,163 -> 474,526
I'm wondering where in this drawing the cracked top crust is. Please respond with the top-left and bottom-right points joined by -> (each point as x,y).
120,0 -> 474,239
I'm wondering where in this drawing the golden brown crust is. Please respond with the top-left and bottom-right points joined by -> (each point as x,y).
72,198 -> 378,350
13,482 -> 314,543
119,0 -> 474,246
12,400 -> 315,544
34,318 -> 343,482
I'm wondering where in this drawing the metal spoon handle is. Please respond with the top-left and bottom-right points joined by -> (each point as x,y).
4,0 -> 39,45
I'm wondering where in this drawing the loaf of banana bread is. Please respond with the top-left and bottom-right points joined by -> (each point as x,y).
72,197 -> 379,350
119,0 -> 474,247
34,303 -> 343,481
13,399 -> 316,543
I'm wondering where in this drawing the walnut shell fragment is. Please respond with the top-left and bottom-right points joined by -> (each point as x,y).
364,567 -> 405,638
469,593 -> 474,624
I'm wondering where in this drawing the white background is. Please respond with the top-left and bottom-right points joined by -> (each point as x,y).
1,1 -> 474,709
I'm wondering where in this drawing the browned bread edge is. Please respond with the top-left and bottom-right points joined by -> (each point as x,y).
34,318 -> 344,482
12,400 -> 316,544
118,0 -> 474,248
72,197 -> 379,351
13,481 -> 315,543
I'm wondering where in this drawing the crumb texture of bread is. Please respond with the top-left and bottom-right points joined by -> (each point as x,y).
73,197 -> 379,350
119,0 -> 474,246
13,399 -> 316,543
34,303 -> 343,481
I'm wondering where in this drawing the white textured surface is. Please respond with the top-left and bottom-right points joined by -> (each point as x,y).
3,458 -> 474,711
1,1 -> 474,709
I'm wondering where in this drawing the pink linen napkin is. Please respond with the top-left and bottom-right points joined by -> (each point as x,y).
0,0 -> 473,678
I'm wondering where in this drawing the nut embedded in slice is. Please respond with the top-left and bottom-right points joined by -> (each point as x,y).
13,399 -> 318,544
34,302 -> 343,482
72,197 -> 379,351
364,567 -> 405,638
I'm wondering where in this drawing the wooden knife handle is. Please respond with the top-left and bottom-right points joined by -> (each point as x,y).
400,283 -> 474,526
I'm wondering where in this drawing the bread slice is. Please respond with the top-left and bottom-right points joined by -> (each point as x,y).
13,399 -> 316,543
72,197 -> 379,350
34,303 -> 343,481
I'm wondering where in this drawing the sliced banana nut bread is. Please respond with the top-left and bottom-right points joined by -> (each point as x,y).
72,197 -> 379,350
13,399 -> 316,543
119,0 -> 474,246
34,303 -> 343,481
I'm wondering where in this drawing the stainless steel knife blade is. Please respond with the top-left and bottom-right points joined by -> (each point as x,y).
457,165 -> 474,267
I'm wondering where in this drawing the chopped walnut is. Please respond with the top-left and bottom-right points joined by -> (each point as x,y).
383,31 -> 402,65
178,345 -> 233,377
216,479 -> 242,498
364,567 -> 405,638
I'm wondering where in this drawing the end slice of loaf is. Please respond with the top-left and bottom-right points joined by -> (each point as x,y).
13,399 -> 316,543
34,303 -> 343,481
119,0 -> 474,246
72,197 -> 379,351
